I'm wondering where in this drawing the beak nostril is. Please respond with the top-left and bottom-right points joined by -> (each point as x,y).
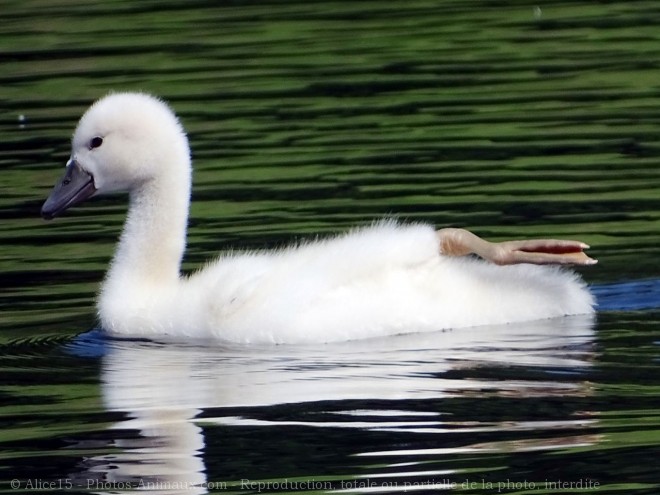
41,158 -> 96,219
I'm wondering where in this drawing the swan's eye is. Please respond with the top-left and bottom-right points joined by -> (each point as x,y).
89,136 -> 103,149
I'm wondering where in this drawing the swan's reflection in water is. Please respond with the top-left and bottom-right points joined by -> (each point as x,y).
84,316 -> 596,493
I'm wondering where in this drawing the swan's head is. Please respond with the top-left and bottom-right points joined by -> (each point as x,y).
42,92 -> 190,219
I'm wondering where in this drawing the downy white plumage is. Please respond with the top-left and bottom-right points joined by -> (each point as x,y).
42,93 -> 596,343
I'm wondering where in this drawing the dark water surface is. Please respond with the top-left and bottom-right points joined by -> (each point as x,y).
1,1 -> 660,494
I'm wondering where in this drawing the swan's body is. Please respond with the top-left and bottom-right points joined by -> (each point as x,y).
42,93 -> 595,344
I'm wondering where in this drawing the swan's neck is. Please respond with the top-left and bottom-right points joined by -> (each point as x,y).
106,173 -> 190,289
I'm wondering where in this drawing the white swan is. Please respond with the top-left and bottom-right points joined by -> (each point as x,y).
41,92 -> 596,344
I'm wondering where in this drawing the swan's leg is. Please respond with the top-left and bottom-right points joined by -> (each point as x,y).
436,228 -> 597,266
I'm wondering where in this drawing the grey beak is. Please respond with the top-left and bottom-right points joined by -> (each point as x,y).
41,159 -> 97,220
